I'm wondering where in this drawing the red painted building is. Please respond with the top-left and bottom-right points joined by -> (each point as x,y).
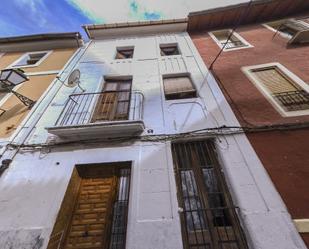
188,0 -> 309,246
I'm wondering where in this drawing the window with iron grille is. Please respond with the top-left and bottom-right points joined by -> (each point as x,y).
266,19 -> 309,44
115,47 -> 134,59
210,30 -> 250,50
163,76 -> 197,100
160,44 -> 181,56
172,140 -> 248,249
11,51 -> 50,67
248,66 -> 309,113
47,163 -> 131,249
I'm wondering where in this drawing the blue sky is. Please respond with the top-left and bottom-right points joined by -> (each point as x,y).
0,0 -> 247,38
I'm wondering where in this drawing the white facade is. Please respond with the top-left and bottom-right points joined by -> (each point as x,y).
0,24 -> 306,249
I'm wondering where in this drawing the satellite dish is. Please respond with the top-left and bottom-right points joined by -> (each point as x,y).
67,69 -> 80,88
57,69 -> 85,92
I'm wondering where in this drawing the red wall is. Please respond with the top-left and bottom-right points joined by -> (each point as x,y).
191,23 -> 309,245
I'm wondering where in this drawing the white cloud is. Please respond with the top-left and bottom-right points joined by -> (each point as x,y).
14,0 -> 47,26
68,0 -> 249,23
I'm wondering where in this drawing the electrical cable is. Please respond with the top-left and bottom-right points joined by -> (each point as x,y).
0,41 -> 92,174
8,121 -> 309,151
209,0 -> 254,70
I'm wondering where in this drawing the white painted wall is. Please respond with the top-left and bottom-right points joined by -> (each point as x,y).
0,31 -> 305,249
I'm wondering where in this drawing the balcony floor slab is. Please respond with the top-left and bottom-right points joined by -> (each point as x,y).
46,120 -> 145,141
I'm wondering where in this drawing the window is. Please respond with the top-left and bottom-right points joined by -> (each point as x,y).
243,63 -> 309,115
92,79 -> 132,122
10,51 -> 50,68
266,19 -> 309,44
163,76 -> 197,100
160,44 -> 180,56
210,30 -> 251,50
115,47 -> 134,59
172,140 -> 248,249
47,163 -> 131,249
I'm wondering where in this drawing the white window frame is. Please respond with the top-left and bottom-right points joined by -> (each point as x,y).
209,29 -> 253,52
8,50 -> 52,68
242,62 -> 309,117
263,19 -> 309,40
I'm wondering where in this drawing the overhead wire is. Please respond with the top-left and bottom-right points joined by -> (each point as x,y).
8,121 -> 309,151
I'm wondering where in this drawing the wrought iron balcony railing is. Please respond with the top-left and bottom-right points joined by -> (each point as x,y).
272,90 -> 309,111
55,90 -> 144,127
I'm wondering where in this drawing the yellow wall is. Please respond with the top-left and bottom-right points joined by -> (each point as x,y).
0,48 -> 77,138
0,48 -> 76,73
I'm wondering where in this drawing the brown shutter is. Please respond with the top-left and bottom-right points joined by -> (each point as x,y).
251,67 -> 300,94
163,77 -> 195,95
92,80 -> 132,122
92,93 -> 118,122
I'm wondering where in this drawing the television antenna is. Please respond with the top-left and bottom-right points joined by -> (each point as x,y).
57,69 -> 85,92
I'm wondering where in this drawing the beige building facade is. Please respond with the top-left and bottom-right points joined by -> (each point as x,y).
0,33 -> 83,138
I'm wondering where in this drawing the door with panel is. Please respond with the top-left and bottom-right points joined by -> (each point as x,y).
47,164 -> 131,249
91,80 -> 132,123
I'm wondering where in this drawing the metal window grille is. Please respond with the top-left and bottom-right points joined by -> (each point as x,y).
213,30 -> 246,49
109,168 -> 131,249
252,67 -> 309,112
172,140 -> 248,249
221,40 -> 246,49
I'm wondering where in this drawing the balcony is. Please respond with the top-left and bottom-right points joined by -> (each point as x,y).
47,90 -> 145,140
272,90 -> 309,111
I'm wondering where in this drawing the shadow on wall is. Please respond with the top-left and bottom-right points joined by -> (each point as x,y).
0,103 -> 29,137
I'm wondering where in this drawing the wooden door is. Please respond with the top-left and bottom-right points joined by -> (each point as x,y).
62,175 -> 118,249
47,164 -> 131,249
92,80 -> 132,123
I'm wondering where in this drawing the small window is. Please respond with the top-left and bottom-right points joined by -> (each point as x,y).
266,19 -> 309,44
11,51 -> 50,67
160,44 -> 180,56
267,20 -> 296,38
245,64 -> 309,115
163,76 -> 196,100
115,47 -> 134,59
210,30 -> 250,50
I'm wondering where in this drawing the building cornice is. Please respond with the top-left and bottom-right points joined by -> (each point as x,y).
83,19 -> 188,39
0,32 -> 84,52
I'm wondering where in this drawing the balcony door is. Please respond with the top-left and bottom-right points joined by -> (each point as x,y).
92,80 -> 132,123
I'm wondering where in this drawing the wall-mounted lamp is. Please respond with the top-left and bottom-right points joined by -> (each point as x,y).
0,69 -> 36,108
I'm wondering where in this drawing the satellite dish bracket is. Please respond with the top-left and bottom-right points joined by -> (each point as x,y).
57,69 -> 85,92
